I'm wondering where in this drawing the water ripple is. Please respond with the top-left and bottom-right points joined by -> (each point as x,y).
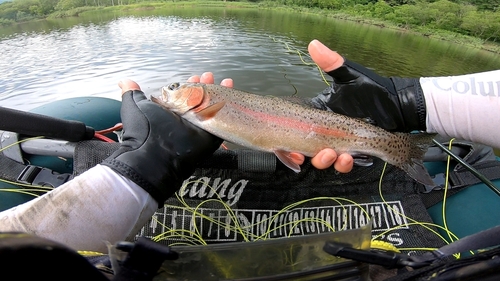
0,14 -> 326,111
2,9 -> 499,111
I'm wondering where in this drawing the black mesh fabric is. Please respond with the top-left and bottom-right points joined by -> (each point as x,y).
72,141 -> 451,280
149,161 -> 444,251
72,141 -> 445,252
72,141 -> 120,178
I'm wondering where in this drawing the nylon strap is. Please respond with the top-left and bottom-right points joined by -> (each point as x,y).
0,154 -> 26,183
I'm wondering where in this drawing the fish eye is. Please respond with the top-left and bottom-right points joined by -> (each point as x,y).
168,82 -> 180,91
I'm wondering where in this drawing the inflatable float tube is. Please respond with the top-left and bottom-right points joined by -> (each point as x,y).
0,97 -> 121,210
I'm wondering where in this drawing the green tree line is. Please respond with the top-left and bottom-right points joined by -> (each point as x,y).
269,0 -> 499,43
0,0 -> 139,23
1,0 -> 499,43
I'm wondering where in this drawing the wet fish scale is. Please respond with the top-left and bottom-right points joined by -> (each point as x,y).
153,82 -> 435,187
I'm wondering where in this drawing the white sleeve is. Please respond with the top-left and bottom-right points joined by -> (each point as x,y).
420,70 -> 500,148
0,164 -> 158,253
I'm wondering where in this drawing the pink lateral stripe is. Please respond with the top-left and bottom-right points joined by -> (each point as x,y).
231,102 -> 351,138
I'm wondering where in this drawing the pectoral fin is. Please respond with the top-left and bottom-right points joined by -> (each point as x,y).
274,150 -> 301,173
195,102 -> 226,121
351,153 -> 374,167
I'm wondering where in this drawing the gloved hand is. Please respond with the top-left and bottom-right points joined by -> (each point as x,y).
102,79 -> 222,206
310,46 -> 427,133
305,40 -> 429,172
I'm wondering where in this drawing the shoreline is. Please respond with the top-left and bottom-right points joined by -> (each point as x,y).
2,1 -> 500,54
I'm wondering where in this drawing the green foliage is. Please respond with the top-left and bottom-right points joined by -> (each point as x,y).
371,0 -> 393,17
0,0 -> 43,20
0,5 -> 17,20
0,0 -> 499,44
385,0 -> 416,5
55,0 -> 85,10
49,5 -> 93,17
0,17 -> 14,25
460,10 -> 500,42
265,0 -> 500,43
466,0 -> 498,11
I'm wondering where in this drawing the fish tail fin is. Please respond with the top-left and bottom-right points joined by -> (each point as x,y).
397,133 -> 436,187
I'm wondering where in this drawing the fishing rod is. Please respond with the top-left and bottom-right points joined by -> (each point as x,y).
0,106 -> 95,142
432,139 -> 500,197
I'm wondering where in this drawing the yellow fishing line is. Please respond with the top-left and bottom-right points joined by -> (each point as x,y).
0,187 -> 53,197
78,250 -> 105,256
396,247 -> 439,252
0,189 -> 38,197
0,136 -> 43,153
372,222 -> 459,244
157,179 -> 374,245
154,229 -> 207,246
159,172 -> 461,259
165,203 -> 255,241
286,217 -> 335,237
441,139 -> 456,243
0,178 -> 53,190
269,35 -> 458,255
163,196 -> 363,244
174,181 -> 253,242
152,44 -> 479,271
270,36 -> 331,86
149,42 -> 464,261
376,159 -> 463,259
151,207 -> 218,245
191,198 -> 251,242
376,162 -> 457,244
172,182 -> 353,242
265,196 -> 370,237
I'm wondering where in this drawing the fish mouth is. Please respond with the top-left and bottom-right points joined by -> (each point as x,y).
160,86 -> 169,102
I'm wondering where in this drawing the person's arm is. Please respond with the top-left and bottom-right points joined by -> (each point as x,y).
0,75 -> 229,253
306,39 -> 500,172
420,70 -> 500,148
0,165 -> 157,253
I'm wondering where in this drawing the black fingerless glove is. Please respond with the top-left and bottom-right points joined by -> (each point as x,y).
102,90 -> 222,206
311,59 -> 427,132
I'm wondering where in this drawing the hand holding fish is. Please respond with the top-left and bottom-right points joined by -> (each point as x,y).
187,72 -> 234,88
154,76 -> 435,186
185,72 -> 339,171
306,39 -> 428,173
118,79 -> 141,93
103,77 -> 222,205
308,40 -> 426,133
118,73 -> 323,173
151,40 -> 434,185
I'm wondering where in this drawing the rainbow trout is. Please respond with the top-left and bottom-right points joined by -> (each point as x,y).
152,82 -> 435,186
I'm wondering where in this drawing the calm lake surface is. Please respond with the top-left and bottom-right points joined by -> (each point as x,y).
1,7 -> 500,111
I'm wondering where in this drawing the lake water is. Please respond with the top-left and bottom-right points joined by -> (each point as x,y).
1,7 -> 500,111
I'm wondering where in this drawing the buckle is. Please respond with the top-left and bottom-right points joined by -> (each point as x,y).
17,165 -> 71,188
